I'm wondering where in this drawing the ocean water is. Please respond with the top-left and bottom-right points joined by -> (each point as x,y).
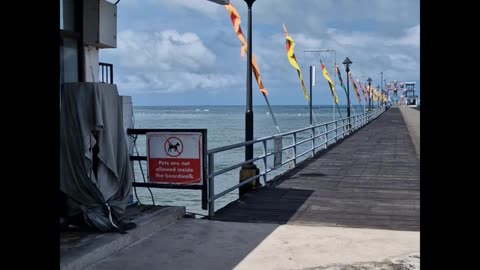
130,105 -> 364,215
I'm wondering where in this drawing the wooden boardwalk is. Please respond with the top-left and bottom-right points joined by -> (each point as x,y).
214,108 -> 420,231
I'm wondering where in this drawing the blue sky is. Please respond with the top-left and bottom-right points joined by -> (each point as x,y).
100,0 -> 420,106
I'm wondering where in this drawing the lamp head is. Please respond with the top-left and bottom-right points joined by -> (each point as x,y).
342,57 -> 352,72
244,0 -> 256,6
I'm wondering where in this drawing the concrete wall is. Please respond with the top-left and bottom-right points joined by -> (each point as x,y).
84,46 -> 99,82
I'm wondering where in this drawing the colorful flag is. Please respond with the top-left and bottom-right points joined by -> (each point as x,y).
321,62 -> 338,104
225,3 -> 268,96
357,80 -> 368,103
283,24 -> 309,102
335,65 -> 348,96
347,71 -> 361,103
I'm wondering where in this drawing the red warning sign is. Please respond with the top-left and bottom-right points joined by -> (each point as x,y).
147,132 -> 203,185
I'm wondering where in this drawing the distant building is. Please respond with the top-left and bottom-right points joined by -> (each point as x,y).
403,82 -> 419,107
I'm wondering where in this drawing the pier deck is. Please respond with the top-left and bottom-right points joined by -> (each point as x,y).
214,108 -> 420,231
63,108 -> 420,270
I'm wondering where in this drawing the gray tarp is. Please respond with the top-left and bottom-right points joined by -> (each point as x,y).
60,82 -> 133,232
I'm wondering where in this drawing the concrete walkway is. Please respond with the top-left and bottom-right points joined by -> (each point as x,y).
399,107 -> 420,158
86,219 -> 419,270
60,206 -> 185,270
82,108 -> 419,270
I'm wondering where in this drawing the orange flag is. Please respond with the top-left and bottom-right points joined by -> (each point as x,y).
347,72 -> 361,103
225,3 -> 268,96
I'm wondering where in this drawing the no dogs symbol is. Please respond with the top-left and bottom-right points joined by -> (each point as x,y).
164,137 -> 184,157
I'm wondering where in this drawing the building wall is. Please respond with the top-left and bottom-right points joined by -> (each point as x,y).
84,45 -> 99,82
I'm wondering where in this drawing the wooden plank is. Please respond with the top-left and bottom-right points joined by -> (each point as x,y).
213,108 -> 420,231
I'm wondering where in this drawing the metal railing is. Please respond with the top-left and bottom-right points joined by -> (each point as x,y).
207,107 -> 384,218
99,62 -> 113,84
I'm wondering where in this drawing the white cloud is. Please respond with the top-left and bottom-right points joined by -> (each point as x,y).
328,24 -> 419,48
117,72 -> 242,94
105,0 -> 420,104
102,30 -> 244,93
147,0 -> 227,18
246,23 -> 419,88
387,24 -> 420,47
112,30 -> 216,72
328,29 -> 373,47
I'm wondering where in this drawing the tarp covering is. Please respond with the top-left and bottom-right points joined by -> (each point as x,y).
60,82 -> 133,232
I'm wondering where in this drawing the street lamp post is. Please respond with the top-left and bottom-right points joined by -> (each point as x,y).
384,79 -> 388,106
380,72 -> 384,108
342,57 -> 352,129
207,0 -> 259,196
367,77 -> 372,111
239,0 -> 260,196
376,85 -> 380,108
380,71 -> 383,96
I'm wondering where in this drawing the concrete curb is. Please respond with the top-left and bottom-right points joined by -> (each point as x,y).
60,206 -> 185,270
398,107 -> 420,158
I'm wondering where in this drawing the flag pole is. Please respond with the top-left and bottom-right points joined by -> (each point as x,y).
335,102 -> 343,118
262,94 -> 281,133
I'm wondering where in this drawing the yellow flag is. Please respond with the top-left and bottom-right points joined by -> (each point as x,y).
321,63 -> 338,104
283,24 -> 309,102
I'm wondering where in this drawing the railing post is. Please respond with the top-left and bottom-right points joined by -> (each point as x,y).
311,126 -> 315,156
324,125 -> 327,149
339,119 -> 342,138
347,117 -> 350,133
208,153 -> 215,219
347,116 -> 350,133
349,115 -> 355,133
262,140 -> 267,184
293,133 -> 297,166
343,118 -> 350,137
324,124 -> 328,149
334,121 -> 337,143
110,63 -> 113,83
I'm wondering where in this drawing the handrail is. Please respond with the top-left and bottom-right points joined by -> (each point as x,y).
126,107 -> 385,218
207,107 -> 385,218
